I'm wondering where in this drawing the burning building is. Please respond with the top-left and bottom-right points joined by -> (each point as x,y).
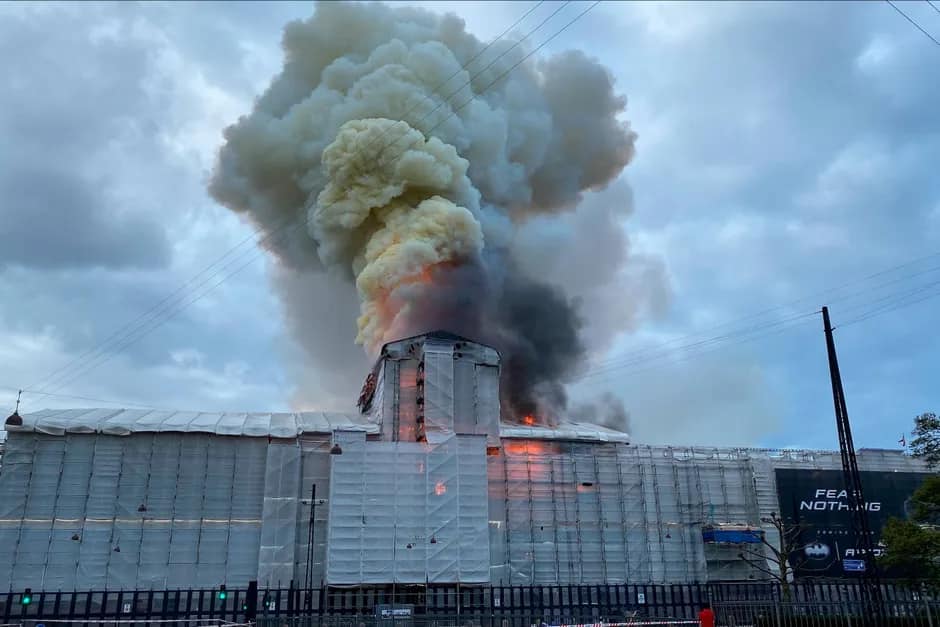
0,331 -> 931,591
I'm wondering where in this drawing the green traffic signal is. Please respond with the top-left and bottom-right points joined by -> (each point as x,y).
21,588 -> 32,605
217,585 -> 227,601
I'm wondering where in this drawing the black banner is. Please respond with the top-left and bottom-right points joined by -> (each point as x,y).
775,468 -> 928,578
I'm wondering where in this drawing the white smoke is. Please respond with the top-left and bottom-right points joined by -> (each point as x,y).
210,1 -> 663,424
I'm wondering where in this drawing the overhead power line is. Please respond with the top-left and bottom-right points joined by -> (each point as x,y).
573,310 -> 821,384
40,2 -> 596,397
574,255 -> 940,384
578,314 -> 822,387
585,251 -> 940,373
27,0 -> 551,396
17,249 -> 940,409
838,284 -> 940,328
27,1 -> 601,399
886,0 -> 940,48
1,385 -> 169,412
578,280 -> 939,385
29,0 -> 556,396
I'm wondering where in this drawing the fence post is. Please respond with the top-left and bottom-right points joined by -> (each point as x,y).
923,585 -> 935,627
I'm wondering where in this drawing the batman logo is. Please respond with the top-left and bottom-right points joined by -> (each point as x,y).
804,542 -> 830,560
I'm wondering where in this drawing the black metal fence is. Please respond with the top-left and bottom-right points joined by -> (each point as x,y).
1,582 -> 935,625
713,599 -> 940,627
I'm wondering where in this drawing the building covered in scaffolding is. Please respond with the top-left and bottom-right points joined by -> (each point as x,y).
0,331 -> 931,591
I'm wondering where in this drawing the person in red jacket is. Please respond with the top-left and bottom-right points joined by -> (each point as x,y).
698,602 -> 715,627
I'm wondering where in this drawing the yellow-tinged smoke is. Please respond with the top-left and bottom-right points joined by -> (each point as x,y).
313,118 -> 483,352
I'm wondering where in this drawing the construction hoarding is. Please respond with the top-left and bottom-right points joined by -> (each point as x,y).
775,468 -> 928,578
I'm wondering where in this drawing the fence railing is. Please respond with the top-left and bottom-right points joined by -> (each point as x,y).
1,582 -> 936,625
714,599 -> 940,626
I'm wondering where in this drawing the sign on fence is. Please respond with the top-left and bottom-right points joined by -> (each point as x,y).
843,559 -> 866,573
376,604 -> 414,618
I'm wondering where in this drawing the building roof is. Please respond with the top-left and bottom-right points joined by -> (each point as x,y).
382,329 -> 480,348
7,408 -> 631,443
9,408 -> 378,438
500,420 -> 631,443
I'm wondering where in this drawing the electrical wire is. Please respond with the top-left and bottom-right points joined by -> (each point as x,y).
35,0 -> 938,400
838,285 -> 940,328
886,0 -> 940,47
576,284 -> 938,386
1,385 -> 169,412
584,252 -> 940,374
579,313 -> 822,387
27,1 -> 570,393
575,262 -> 940,384
830,275 -> 940,327
42,2 -> 593,397
18,251 -> 940,409
29,0 -> 553,395
928,0 -> 940,15
30,1 -> 602,397
572,310 -> 821,383
585,251 -> 940,372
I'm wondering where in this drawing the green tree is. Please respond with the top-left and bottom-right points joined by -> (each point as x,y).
910,412 -> 940,468
880,475 -> 940,583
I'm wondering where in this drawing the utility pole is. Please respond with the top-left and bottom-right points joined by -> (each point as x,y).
304,484 -> 317,592
822,306 -> 882,615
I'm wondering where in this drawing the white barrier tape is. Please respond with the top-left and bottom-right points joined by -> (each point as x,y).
538,622 -> 699,627
28,621 -> 227,625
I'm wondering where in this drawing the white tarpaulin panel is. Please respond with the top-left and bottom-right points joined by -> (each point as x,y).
11,409 -> 377,437
453,360 -> 476,435
0,432 -> 267,591
257,440 -> 301,587
423,342 -> 455,436
326,432 -> 490,584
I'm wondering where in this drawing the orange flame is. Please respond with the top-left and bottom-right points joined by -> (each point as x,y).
504,440 -> 549,456
523,414 -> 535,426
434,480 -> 446,496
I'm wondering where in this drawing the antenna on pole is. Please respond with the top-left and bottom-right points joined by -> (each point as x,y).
821,306 -> 882,615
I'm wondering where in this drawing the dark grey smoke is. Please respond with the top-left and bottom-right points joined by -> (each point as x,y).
570,392 -> 631,433
489,275 -> 585,424
376,261 -> 586,424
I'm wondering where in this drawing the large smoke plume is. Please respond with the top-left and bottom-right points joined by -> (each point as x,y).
210,2 -> 657,428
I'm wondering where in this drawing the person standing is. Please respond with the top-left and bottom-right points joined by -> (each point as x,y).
698,602 -> 715,627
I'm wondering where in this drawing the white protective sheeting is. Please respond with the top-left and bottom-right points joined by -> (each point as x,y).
257,440 -> 301,587
326,431 -> 490,584
13,408 -> 377,437
487,442 -> 932,585
362,332 -> 502,444
0,432 -> 266,590
423,340 -> 455,437
500,420 -> 630,443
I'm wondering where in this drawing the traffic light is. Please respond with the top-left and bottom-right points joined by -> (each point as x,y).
217,585 -> 227,601
21,588 -> 32,606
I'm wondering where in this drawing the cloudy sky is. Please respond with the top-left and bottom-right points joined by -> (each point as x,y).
1,1 -> 938,449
